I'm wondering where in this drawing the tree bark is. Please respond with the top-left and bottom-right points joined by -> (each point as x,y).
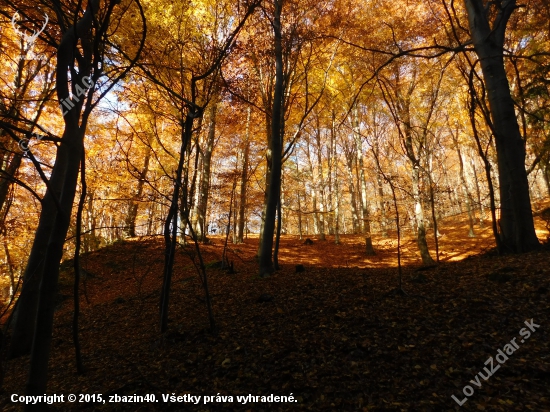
160,112 -> 195,333
352,106 -> 375,255
314,127 -> 326,240
258,0 -> 284,277
397,88 -> 434,265
470,155 -> 485,227
237,106 -> 251,243
344,148 -> 359,234
125,143 -> 151,237
0,153 -> 22,217
373,137 -> 388,237
195,103 -> 217,242
452,131 -> 476,237
9,3 -> 99,361
464,0 -> 539,252
25,0 -> 107,399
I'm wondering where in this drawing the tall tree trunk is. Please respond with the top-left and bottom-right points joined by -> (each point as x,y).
457,143 -> 476,237
464,0 -> 539,252
427,156 -> 440,262
9,4 -> 100,361
334,167 -> 341,244
297,183 -> 303,240
273,199 -> 282,269
237,106 -> 251,243
257,112 -> 273,257
315,128 -> 326,240
376,172 -> 388,237
0,153 -> 22,217
542,162 -> 550,197
186,139 -> 201,238
191,153 -> 203,231
26,128 -> 84,403
374,138 -> 388,237
179,135 -> 195,245
470,155 -> 485,227
196,103 -> 217,242
306,138 -> 320,235
25,0 -> 108,397
398,91 -> 434,265
259,0 -> 283,277
412,165 -> 434,264
344,150 -> 359,234
125,144 -> 151,237
160,112 -> 195,333
353,106 -> 375,255
3,237 -> 16,297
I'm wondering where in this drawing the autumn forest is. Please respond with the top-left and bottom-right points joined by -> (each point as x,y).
0,0 -> 549,410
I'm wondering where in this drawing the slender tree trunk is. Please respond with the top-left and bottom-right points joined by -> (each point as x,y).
397,86 -> 434,264
222,178 -> 237,268
72,154 -> 86,375
457,143 -> 476,237
315,129 -> 326,240
306,139 -> 320,235
470,155 -> 485,227
179,137 -> 194,245
196,103 -> 217,242
468,85 -> 503,252
191,154 -> 202,230
427,158 -> 440,263
374,138 -> 388,237
412,165 -> 434,264
259,0 -> 284,277
273,199 -> 282,269
160,111 -> 195,333
334,170 -> 341,244
3,237 -> 15,296
542,163 -> 550,197
297,189 -> 303,240
237,106 -> 251,243
353,106 -> 375,255
0,153 -> 22,217
258,112 -> 273,257
186,139 -> 201,239
125,144 -> 151,237
344,150 -> 359,234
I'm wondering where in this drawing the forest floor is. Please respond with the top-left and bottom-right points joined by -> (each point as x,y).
2,207 -> 550,411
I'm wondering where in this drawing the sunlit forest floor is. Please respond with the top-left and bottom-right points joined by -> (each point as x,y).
2,206 -> 550,411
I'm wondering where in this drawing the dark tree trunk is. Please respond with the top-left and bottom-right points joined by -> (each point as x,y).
125,145 -> 151,237
352,106 -> 375,254
344,149 -> 359,234
259,0 -> 284,277
160,113 -> 195,333
9,2 -> 100,362
25,0 -> 109,399
464,0 -> 539,252
452,131 -> 476,237
196,104 -> 217,242
0,153 -> 22,217
396,90 -> 434,265
470,156 -> 485,227
237,106 -> 251,243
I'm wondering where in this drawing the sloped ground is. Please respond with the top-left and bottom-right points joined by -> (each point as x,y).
1,213 -> 550,411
